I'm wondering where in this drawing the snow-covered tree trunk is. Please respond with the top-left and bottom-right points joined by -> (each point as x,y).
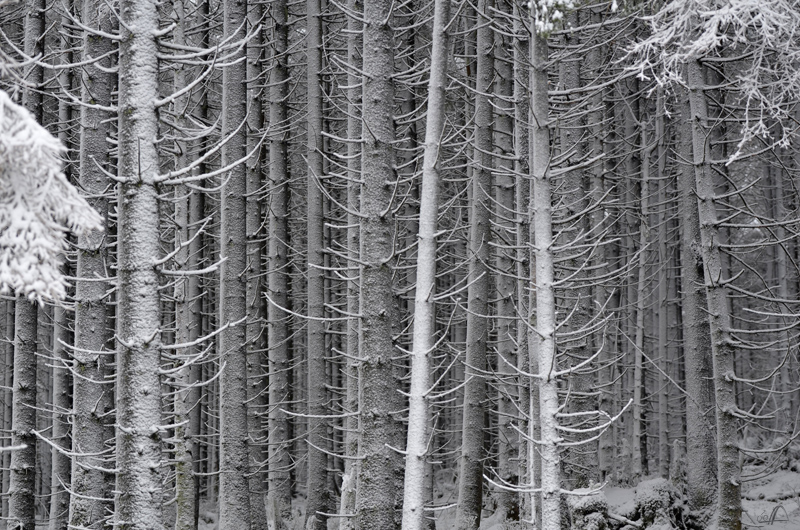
338,0 -> 361,526
218,0 -> 253,527
676,91 -> 717,508
267,0 -> 293,523
530,30 -> 561,530
687,58 -> 742,530
115,1 -> 165,528
356,0 -> 403,525
70,0 -> 114,526
455,0 -> 494,525
8,299 -> 37,530
306,0 -> 329,523
656,94 -> 670,479
400,0 -> 449,526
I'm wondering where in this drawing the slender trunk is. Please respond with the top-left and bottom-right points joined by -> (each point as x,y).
632,101 -> 647,484
400,0 -> 450,525
338,0 -> 362,526
116,1 -> 164,527
455,0 -> 493,526
531,31 -> 561,530
267,0 -> 293,523
218,0 -> 253,527
687,58 -> 742,530
656,92 -> 670,479
8,299 -> 37,530
306,0 -> 329,523
356,0 -> 403,525
245,2 -> 267,527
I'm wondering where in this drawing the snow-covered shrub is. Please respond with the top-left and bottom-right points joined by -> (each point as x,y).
566,489 -> 608,530
0,89 -> 102,302
633,478 -> 694,530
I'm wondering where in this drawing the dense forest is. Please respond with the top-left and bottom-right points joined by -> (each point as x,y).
1,0 -> 800,529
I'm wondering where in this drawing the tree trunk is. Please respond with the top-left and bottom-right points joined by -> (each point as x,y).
687,58 -> 742,530
267,0 -> 293,524
455,0 -> 493,526
356,0 -> 403,525
116,1 -> 165,527
400,0 -> 449,525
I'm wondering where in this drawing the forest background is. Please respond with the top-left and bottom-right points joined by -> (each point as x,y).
1,0 -> 800,529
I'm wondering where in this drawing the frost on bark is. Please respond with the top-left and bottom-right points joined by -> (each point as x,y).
7,299 -> 37,530
267,0 -> 293,523
455,0 -> 494,526
306,0 -> 329,523
676,91 -> 717,510
70,0 -> 115,526
530,30 -> 562,530
218,0 -> 252,527
338,0 -> 362,526
115,0 -> 165,528
687,58 -> 742,530
245,1 -> 267,527
50,303 -> 71,530
355,0 -> 403,525
400,0 -> 449,526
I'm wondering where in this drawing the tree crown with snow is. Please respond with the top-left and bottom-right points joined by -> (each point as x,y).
0,89 -> 103,302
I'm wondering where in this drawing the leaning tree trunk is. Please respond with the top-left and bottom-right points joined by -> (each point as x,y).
116,1 -> 165,528
678,89 -> 717,509
687,58 -> 742,530
356,0 -> 403,526
400,0 -> 450,526
455,0 -> 494,526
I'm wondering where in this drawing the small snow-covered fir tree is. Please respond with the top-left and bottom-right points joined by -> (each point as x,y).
0,89 -> 102,302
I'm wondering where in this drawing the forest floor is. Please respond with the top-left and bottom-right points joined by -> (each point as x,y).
193,467 -> 800,529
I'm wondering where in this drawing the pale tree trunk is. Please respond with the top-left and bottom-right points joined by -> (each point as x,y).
116,1 -> 164,528
338,0 -> 361,526
455,0 -> 493,526
245,2 -> 268,527
530,31 -> 561,530
306,0 -> 329,523
71,0 -> 115,527
355,0 -> 403,525
400,0 -> 450,525
267,0 -> 293,524
676,90 -> 717,510
8,299 -> 37,530
2,302 -> 12,520
687,58 -> 742,530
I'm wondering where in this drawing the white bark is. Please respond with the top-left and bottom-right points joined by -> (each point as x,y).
530,31 -> 561,530
400,0 -> 449,526
115,1 -> 165,527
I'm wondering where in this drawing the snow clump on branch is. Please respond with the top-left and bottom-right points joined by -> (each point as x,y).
0,89 -> 102,302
